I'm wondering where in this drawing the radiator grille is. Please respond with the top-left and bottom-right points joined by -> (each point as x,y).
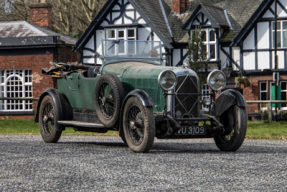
174,75 -> 199,118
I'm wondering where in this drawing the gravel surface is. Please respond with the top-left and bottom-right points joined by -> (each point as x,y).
0,135 -> 286,191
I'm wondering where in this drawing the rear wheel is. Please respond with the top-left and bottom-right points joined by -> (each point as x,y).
95,74 -> 124,128
214,105 -> 247,151
123,97 -> 155,153
39,95 -> 62,143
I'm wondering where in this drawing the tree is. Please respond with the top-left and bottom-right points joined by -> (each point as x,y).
49,0 -> 106,39
0,0 -> 107,39
186,27 -> 210,88
0,0 -> 32,21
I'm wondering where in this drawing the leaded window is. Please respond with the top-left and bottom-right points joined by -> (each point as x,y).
200,29 -> 217,60
0,70 -> 33,111
106,28 -> 136,55
272,21 -> 287,48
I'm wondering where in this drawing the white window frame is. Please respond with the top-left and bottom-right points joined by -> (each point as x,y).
280,81 -> 287,109
0,70 -> 33,112
260,82 -> 268,110
272,20 -> 287,48
200,28 -> 217,61
105,28 -> 136,55
202,84 -> 210,111
260,81 -> 287,110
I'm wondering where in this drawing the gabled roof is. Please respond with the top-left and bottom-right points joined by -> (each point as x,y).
73,0 -> 173,52
0,21 -> 77,46
74,0 -> 269,49
183,4 -> 230,29
165,0 -> 265,43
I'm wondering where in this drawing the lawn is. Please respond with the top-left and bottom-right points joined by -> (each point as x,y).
0,119 -> 287,140
0,119 -> 118,136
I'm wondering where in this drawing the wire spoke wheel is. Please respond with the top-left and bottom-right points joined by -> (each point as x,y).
39,95 -> 62,143
95,74 -> 124,128
98,83 -> 115,119
214,105 -> 247,152
123,97 -> 155,153
42,102 -> 55,136
127,105 -> 144,146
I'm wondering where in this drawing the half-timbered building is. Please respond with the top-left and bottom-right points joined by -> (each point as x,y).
74,0 -> 287,114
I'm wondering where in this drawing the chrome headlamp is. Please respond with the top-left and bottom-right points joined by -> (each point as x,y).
158,70 -> 177,91
207,70 -> 226,91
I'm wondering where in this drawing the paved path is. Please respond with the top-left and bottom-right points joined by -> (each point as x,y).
0,135 -> 286,191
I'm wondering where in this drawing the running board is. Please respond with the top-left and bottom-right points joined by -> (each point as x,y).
57,121 -> 105,128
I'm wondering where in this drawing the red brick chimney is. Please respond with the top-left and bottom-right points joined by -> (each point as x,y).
173,0 -> 189,14
29,0 -> 52,30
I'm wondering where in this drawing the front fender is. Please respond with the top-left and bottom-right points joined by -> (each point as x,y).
214,89 -> 247,117
35,88 -> 73,124
118,89 -> 154,136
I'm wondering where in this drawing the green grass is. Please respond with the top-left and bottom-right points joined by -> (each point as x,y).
0,119 -> 287,140
0,119 -> 118,136
246,120 -> 287,140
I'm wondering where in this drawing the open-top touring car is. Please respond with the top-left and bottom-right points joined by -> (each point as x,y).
35,40 -> 247,153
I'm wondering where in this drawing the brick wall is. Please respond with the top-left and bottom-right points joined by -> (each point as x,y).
228,74 -> 287,114
29,4 -> 52,30
0,53 -> 54,98
173,0 -> 189,14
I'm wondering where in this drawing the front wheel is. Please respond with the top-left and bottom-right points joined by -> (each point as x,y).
214,105 -> 247,151
39,95 -> 62,143
123,97 -> 155,153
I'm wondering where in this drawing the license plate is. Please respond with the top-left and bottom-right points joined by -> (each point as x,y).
175,126 -> 206,136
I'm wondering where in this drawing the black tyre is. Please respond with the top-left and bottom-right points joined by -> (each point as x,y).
119,131 -> 127,144
95,74 -> 124,128
123,97 -> 155,153
39,95 -> 62,143
214,105 -> 247,151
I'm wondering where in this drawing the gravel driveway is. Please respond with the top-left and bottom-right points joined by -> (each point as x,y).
0,135 -> 286,191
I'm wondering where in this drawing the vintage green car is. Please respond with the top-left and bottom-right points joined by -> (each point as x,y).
36,40 -> 247,153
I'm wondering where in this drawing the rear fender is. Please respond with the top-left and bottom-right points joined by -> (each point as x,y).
214,89 -> 247,117
35,89 -> 73,127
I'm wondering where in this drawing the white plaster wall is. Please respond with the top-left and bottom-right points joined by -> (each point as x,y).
278,0 -> 287,17
126,4 -> 133,9
258,52 -> 270,70
232,47 -> 240,71
173,49 -> 181,66
96,30 -> 105,65
265,1 -> 287,18
84,35 -> 94,50
138,27 -> 151,40
220,47 -> 228,68
83,58 -> 95,64
243,52 -> 256,70
83,50 -> 95,57
263,10 -> 274,18
136,12 -> 141,19
113,5 -> 120,10
243,29 -> 255,50
257,22 -> 270,49
272,51 -> 285,69
126,11 -> 134,19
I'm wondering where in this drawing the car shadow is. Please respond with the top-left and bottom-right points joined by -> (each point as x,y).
56,141 -> 287,154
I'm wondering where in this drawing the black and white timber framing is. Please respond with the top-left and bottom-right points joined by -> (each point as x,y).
73,0 -> 287,76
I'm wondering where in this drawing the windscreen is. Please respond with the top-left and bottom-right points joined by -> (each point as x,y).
102,40 -> 163,65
